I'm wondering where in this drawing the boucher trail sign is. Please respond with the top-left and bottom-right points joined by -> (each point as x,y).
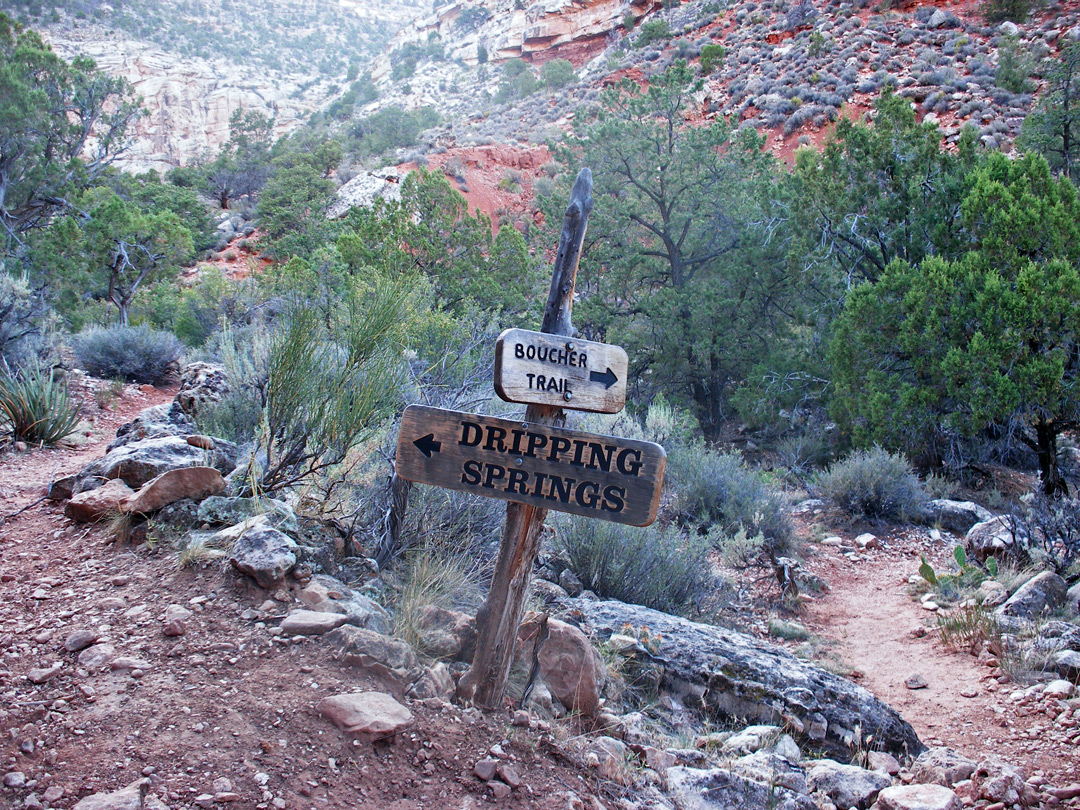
396,404 -> 665,527
493,328 -> 629,414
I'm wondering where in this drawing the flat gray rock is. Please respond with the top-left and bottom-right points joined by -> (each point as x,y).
574,599 -> 923,759
807,759 -> 890,809
874,784 -> 962,810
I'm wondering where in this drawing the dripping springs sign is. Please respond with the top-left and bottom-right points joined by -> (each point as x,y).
396,405 -> 665,527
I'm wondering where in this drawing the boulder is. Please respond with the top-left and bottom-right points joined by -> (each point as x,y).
414,604 -> 476,660
997,571 -> 1068,620
730,750 -> 806,793
873,785 -> 962,810
998,20 -> 1020,36
296,575 -> 392,635
926,8 -> 958,28
530,615 -> 605,717
558,569 -> 584,596
228,524 -> 298,588
406,662 -> 455,701
1065,580 -> 1080,615
175,362 -> 229,418
721,725 -> 781,756
574,599 -> 923,758
65,479 -> 135,523
72,779 -> 150,810
318,692 -> 414,742
48,474 -> 77,501
965,516 -> 1026,563
330,625 -> 422,685
119,466 -> 225,515
807,759 -> 891,809
912,747 -> 977,787
280,610 -> 349,636
1052,649 -> 1080,679
107,402 -> 195,451
77,436 -> 225,493
666,765 -> 818,810
925,500 -> 995,535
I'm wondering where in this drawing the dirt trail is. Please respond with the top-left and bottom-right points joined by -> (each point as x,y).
801,530 -> 1075,775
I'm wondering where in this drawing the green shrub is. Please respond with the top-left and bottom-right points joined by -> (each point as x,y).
981,0 -> 1033,22
699,43 -> 726,75
0,363 -> 81,445
995,33 -> 1034,93
818,446 -> 928,520
667,444 -> 793,555
541,58 -> 576,89
72,325 -> 184,385
635,19 -> 671,48
554,515 -> 713,614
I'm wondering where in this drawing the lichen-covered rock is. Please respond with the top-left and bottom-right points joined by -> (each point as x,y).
997,571 -> 1068,621
912,747 -> 977,787
964,516 -> 1026,563
666,765 -> 818,810
77,435 -> 229,494
197,495 -> 297,534
925,500 -> 995,535
873,784 -> 962,810
228,524 -> 298,588
574,599 -> 923,759
807,759 -> 891,809
175,361 -> 229,418
107,402 -> 195,451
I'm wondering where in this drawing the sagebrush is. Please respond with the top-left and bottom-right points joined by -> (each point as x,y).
554,515 -> 714,615
818,446 -> 928,520
72,325 -> 184,385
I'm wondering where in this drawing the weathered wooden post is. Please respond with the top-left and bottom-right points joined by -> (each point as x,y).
456,168 -> 594,708
394,168 -> 665,711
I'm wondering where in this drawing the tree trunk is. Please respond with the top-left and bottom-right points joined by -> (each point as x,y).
456,168 -> 593,710
1035,419 -> 1069,497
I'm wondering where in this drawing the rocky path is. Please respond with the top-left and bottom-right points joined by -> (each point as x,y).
800,528 -> 1079,777
0,382 -> 609,810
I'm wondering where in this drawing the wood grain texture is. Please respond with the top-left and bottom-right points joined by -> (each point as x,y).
396,405 -> 665,527
493,328 -> 628,414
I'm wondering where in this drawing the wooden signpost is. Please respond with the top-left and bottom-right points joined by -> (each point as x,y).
394,167 -> 664,709
493,328 -> 629,414
397,405 -> 665,526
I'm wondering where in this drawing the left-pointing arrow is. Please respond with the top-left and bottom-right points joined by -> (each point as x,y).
413,433 -> 442,458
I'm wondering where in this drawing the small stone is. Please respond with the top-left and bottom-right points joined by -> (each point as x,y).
42,786 -> 64,803
214,793 -> 240,803
905,673 -> 929,690
959,687 -> 978,698
280,610 -> 348,636
64,629 -> 99,652
910,627 -> 928,638
511,710 -> 531,727
474,757 -> 499,781
854,532 -> 879,550
162,620 -> 186,637
489,780 -> 512,799
27,663 -> 62,684
164,604 -> 193,622
98,597 -> 127,610
109,575 -> 131,587
3,772 -> 26,789
194,794 -> 215,808
77,643 -> 117,670
496,763 -> 522,788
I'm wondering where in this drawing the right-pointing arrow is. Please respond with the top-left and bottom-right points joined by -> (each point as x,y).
589,367 -> 619,390
413,433 -> 442,458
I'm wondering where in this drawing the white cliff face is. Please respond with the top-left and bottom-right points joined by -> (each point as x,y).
374,0 -> 660,77
46,34 -> 336,174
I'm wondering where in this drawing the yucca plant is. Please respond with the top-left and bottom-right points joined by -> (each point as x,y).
0,363 -> 82,446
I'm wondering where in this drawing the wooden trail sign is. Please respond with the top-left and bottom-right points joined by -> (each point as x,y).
493,328 -> 629,414
396,404 -> 665,527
